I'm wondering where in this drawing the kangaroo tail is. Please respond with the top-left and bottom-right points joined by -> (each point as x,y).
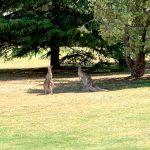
81,86 -> 108,92
89,87 -> 98,92
95,86 -> 108,91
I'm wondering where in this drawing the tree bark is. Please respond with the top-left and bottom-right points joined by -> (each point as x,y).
126,52 -> 145,78
50,46 -> 60,70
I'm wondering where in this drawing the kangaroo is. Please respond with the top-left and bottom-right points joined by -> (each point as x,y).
78,66 -> 108,92
44,66 -> 54,94
78,66 -> 93,91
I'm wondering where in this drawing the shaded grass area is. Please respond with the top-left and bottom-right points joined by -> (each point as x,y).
1,66 -> 150,91
97,75 -> 150,91
1,67 -> 149,94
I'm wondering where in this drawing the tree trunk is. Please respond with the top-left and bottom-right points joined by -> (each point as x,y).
50,46 -> 60,70
126,52 -> 145,78
50,0 -> 61,70
123,23 -> 147,78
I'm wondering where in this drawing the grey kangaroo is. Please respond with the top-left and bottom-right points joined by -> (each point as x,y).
44,66 -> 54,94
78,66 -> 108,92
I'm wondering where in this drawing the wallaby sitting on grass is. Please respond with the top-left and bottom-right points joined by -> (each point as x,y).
78,66 -> 108,92
44,66 -> 54,94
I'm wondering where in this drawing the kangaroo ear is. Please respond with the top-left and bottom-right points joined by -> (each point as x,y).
78,66 -> 82,70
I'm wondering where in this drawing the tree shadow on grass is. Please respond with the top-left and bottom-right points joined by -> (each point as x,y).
96,75 -> 150,91
1,67 -> 150,94
0,67 -> 131,81
1,66 -> 150,81
27,81 -> 83,95
0,67 -> 77,81
27,88 -> 45,95
27,75 -> 150,95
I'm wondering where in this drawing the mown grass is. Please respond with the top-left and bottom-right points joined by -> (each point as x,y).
0,58 -> 150,150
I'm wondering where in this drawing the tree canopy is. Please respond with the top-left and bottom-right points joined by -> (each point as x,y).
95,0 -> 150,77
0,0 -> 105,69
1,0 -> 150,77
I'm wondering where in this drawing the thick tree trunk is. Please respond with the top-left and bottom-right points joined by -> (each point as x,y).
50,46 -> 60,70
50,0 -> 61,70
126,52 -> 145,78
123,23 -> 147,78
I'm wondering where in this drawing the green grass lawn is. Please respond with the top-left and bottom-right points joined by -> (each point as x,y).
0,58 -> 150,150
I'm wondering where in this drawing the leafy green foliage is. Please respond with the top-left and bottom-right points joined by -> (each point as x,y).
107,41 -> 127,69
95,0 -> 150,77
0,0 -> 106,67
60,49 -> 95,65
91,61 -> 111,72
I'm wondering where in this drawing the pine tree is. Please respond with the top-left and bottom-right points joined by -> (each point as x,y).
0,0 -> 103,69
